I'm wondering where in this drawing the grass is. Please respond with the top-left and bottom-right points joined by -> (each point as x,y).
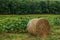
0,26 -> 60,40
0,15 -> 60,40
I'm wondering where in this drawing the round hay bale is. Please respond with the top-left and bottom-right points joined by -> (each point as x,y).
26,18 -> 50,37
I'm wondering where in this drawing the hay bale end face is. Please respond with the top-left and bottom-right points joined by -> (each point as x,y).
26,18 -> 50,37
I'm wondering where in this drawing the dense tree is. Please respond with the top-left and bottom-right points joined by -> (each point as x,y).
0,0 -> 60,14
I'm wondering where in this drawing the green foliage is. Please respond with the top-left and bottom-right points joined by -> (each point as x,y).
0,15 -> 60,33
54,17 -> 60,25
0,0 -> 60,14
0,17 -> 28,33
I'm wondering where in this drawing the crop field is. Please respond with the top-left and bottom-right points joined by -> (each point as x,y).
0,15 -> 60,40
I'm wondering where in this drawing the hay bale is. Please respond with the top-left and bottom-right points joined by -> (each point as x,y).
26,18 -> 50,37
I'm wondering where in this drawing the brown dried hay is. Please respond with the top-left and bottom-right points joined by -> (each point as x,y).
26,18 -> 50,37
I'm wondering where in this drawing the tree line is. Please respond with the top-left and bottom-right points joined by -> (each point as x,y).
0,0 -> 60,14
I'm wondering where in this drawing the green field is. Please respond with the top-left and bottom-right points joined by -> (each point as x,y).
0,15 -> 60,40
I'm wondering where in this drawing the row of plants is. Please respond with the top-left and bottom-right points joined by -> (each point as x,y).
0,15 -> 60,33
